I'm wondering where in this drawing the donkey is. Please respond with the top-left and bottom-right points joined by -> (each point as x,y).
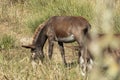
22,16 -> 91,75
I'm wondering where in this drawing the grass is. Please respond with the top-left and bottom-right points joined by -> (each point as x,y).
0,48 -> 82,80
25,0 -> 94,32
0,0 -> 120,80
0,34 -> 16,50
113,14 -> 120,33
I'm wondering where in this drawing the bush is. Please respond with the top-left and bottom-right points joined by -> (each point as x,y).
0,34 -> 15,50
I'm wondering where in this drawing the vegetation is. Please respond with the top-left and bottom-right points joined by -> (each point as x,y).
0,0 -> 120,80
26,0 -> 94,32
0,34 -> 15,50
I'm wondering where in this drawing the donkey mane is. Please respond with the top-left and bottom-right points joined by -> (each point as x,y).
32,21 -> 47,44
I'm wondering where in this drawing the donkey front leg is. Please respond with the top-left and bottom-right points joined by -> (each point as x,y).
58,42 -> 67,66
30,52 -> 38,69
48,38 -> 54,59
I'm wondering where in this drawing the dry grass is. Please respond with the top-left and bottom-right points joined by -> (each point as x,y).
0,0 -> 120,80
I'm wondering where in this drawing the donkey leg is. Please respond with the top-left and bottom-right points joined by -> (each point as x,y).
86,50 -> 94,72
30,53 -> 38,69
81,47 -> 88,77
75,35 -> 88,76
48,38 -> 54,59
79,44 -> 87,76
39,50 -> 45,63
78,50 -> 82,64
58,42 -> 67,66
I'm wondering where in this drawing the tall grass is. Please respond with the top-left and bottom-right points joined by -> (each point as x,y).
1,0 -> 120,33
25,0 -> 94,32
0,0 -> 120,80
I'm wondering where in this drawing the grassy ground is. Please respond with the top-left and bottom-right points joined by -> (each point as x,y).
0,44 -> 81,80
0,0 -> 120,80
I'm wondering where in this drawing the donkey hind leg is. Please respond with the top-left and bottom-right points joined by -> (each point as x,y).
76,36 -> 88,76
86,51 -> 94,72
58,42 -> 67,66
79,46 -> 88,76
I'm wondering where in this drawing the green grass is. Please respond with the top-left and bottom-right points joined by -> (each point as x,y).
0,34 -> 16,50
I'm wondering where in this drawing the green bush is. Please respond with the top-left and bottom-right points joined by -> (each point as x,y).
0,34 -> 15,50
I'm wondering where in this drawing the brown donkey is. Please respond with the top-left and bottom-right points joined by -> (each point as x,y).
22,16 -> 92,76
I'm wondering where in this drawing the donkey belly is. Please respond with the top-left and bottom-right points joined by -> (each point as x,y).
56,34 -> 75,43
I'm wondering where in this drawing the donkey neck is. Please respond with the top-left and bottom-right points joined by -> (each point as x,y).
32,27 -> 47,48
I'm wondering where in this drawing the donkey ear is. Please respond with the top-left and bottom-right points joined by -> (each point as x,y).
22,44 -> 35,49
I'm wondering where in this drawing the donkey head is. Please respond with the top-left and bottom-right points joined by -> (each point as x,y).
22,44 -> 44,62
